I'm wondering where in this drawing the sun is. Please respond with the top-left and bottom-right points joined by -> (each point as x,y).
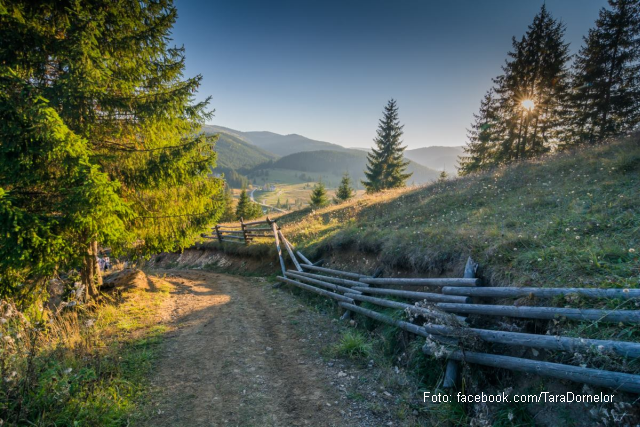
521,99 -> 535,112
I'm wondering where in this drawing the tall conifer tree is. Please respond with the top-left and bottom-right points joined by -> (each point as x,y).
335,173 -> 355,202
362,100 -> 411,193
569,0 -> 640,145
0,1 -> 223,299
460,5 -> 571,172
309,181 -> 329,208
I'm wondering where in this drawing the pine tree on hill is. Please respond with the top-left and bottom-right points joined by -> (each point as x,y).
309,181 -> 329,209
362,99 -> 412,193
335,173 -> 355,203
0,0 -> 223,300
219,185 -> 236,222
461,5 -> 571,173
235,189 -> 262,220
569,0 -> 640,146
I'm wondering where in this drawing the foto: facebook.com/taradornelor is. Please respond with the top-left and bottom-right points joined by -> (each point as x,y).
423,391 -> 615,404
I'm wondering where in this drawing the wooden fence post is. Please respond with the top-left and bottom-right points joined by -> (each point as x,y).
269,218 -> 286,276
214,225 -> 223,244
240,217 -> 249,245
443,256 -> 478,389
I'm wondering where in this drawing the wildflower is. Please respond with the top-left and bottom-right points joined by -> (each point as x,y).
538,258 -> 542,262
629,249 -> 636,254
575,236 -> 581,240
565,228 -> 570,232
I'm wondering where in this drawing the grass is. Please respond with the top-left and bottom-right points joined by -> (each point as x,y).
332,330 -> 373,360
0,272 -> 171,426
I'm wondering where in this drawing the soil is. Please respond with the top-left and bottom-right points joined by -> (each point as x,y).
140,270 -> 404,427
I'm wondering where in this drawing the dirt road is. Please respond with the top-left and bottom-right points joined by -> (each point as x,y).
141,270 -> 359,427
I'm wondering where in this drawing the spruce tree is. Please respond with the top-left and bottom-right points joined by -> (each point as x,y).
219,185 -> 236,222
335,173 -> 355,202
235,189 -> 262,220
309,181 -> 329,209
0,0 -> 223,300
458,90 -> 505,175
362,100 -> 412,193
569,0 -> 640,145
462,5 -> 571,172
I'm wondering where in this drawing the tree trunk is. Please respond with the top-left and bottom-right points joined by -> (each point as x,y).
81,240 -> 102,300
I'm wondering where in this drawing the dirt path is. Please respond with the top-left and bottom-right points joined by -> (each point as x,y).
142,270 -> 355,427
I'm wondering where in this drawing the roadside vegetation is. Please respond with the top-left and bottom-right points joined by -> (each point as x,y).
0,272 -> 171,425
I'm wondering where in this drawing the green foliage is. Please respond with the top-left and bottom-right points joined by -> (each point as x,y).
235,189 -> 262,220
309,181 -> 329,208
219,185 -> 237,222
0,0 -> 224,299
332,330 -> 372,360
568,0 -> 640,145
438,170 -> 449,181
362,99 -> 412,193
335,173 -> 355,202
460,5 -> 572,174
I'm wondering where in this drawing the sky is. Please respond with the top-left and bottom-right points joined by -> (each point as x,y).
171,0 -> 608,149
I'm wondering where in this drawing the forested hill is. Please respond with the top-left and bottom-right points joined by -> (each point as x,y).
271,149 -> 440,184
203,125 -> 351,157
202,125 -> 278,170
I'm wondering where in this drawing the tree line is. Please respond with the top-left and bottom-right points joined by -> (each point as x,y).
459,1 -> 640,175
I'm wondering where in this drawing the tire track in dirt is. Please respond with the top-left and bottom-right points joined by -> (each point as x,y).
142,270 -> 348,427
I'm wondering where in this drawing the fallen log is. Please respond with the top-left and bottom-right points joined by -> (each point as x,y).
301,264 -> 370,280
290,270 -> 367,287
343,293 -> 466,324
277,276 -> 355,304
243,219 -> 271,226
422,345 -> 640,394
286,271 -> 361,295
360,277 -> 479,287
278,230 -> 302,272
271,222 -> 286,275
352,287 -> 470,304
338,302 -> 430,337
436,303 -> 640,324
296,251 -> 313,266
442,286 -> 640,299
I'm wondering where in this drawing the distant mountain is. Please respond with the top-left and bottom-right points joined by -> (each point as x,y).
242,131 -> 350,157
201,125 -> 277,170
203,125 -> 350,157
404,146 -> 464,173
271,149 -> 440,185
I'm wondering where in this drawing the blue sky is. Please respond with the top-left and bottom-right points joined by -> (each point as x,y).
172,0 -> 608,149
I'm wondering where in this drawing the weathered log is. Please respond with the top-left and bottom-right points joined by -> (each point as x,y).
245,227 -> 272,231
344,294 -> 640,358
442,286 -> 640,299
243,219 -> 271,226
352,287 -> 470,304
290,270 -> 367,287
220,239 -> 245,244
338,302 -> 429,337
296,251 -> 313,266
419,322 -> 640,359
285,271 -> 360,295
444,256 -> 478,388
277,276 -> 355,304
422,345 -> 640,394
215,225 -> 242,230
436,303 -> 640,324
344,293 -> 466,324
360,277 -> 479,287
217,235 -> 246,240
218,230 -> 245,235
271,222 -> 286,276
301,264 -> 370,280
278,230 -> 302,272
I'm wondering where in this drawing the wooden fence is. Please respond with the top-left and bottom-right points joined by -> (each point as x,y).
270,229 -> 640,395
203,217 -> 278,245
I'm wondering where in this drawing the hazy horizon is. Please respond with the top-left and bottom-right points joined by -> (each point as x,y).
174,0 -> 608,149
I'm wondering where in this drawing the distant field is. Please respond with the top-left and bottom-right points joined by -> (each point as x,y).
249,168 -> 351,188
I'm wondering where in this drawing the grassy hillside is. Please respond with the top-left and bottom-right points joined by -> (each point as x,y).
404,145 -> 464,174
274,136 -> 639,292
268,149 -> 440,185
